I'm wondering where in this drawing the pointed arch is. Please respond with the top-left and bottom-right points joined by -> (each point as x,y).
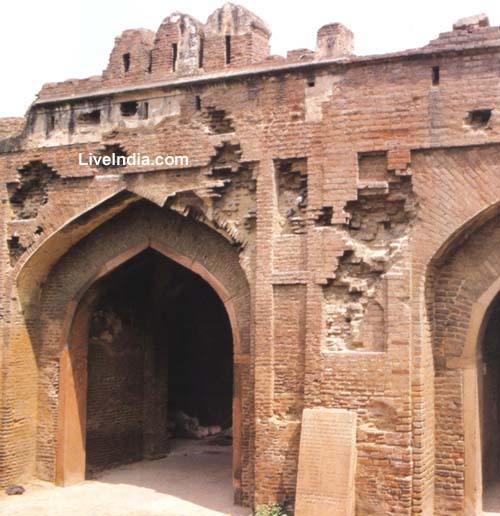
428,204 -> 500,514
14,198 -> 252,503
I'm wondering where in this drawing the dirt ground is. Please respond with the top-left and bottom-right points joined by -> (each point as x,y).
0,440 -> 252,516
484,481 -> 500,515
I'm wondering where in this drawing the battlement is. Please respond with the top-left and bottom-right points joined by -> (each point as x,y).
35,2 -> 354,101
30,6 -> 500,107
2,7 -> 499,152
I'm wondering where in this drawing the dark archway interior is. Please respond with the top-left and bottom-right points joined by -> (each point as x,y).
481,294 -> 500,492
84,248 -> 233,476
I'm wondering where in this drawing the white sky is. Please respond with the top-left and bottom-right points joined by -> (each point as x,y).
1,0 -> 499,117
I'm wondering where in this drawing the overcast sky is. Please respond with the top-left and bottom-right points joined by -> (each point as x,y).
1,0 -> 499,117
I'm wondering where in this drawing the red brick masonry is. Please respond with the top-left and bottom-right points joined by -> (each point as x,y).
1,6 -> 500,515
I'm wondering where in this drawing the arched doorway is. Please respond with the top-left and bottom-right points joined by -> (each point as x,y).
481,293 -> 500,510
430,209 -> 500,515
80,248 -> 233,477
15,200 -> 252,504
56,238 -> 244,494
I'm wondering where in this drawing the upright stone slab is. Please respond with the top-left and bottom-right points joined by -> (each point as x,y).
295,408 -> 357,516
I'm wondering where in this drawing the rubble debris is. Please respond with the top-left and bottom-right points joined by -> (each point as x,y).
169,411 -> 230,441
5,485 -> 25,495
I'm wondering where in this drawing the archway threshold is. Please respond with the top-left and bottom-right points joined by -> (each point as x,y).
484,481 -> 500,515
0,440 -> 251,516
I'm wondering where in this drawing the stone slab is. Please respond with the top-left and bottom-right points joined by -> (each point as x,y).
295,408 -> 357,516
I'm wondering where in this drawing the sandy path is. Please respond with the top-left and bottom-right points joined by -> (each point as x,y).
0,440 -> 252,516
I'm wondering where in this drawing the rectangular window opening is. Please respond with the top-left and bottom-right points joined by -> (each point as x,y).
199,37 -> 204,68
120,101 -> 138,117
68,109 -> 75,133
195,96 -> 202,111
225,35 -> 231,65
172,43 -> 178,71
432,66 -> 440,85
47,112 -> 56,135
123,53 -> 131,73
141,102 -> 149,120
76,110 -> 101,125
147,50 -> 153,74
467,108 -> 492,128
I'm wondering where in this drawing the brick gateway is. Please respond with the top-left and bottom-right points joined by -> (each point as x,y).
1,5 -> 500,515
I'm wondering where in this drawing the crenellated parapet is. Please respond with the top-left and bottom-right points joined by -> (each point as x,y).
315,23 -> 354,60
203,3 -> 271,70
102,3 -> 271,85
103,29 -> 155,84
150,13 -> 205,77
31,2 -> 358,103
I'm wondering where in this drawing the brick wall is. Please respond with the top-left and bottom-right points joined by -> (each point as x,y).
2,6 -> 500,515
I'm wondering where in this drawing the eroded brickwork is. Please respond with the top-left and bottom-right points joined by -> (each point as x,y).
2,5 -> 500,515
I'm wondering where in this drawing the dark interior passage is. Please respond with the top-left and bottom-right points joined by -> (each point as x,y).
481,295 -> 500,491
85,248 -> 233,477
